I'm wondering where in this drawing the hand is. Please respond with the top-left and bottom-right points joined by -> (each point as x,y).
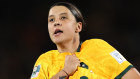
63,54 -> 80,76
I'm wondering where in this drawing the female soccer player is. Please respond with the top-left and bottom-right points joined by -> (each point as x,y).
31,2 -> 140,79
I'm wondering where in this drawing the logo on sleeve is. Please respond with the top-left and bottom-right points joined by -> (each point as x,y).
31,65 -> 41,78
110,50 -> 126,64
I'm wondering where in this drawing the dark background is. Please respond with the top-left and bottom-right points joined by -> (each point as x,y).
0,0 -> 140,79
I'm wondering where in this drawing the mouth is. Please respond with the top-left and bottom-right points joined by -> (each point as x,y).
54,29 -> 63,35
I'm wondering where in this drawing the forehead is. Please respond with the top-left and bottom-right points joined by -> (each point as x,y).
49,6 -> 72,16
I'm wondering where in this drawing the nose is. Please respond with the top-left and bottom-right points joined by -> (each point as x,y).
54,19 -> 62,26
54,22 -> 62,26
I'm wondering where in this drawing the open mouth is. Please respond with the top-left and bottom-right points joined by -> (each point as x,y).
54,29 -> 63,35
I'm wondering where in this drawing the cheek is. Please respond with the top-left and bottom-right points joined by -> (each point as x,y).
64,23 -> 76,34
66,20 -> 76,28
48,24 -> 53,35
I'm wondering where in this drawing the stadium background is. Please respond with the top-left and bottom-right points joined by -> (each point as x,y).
0,0 -> 140,79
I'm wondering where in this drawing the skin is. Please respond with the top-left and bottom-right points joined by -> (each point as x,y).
48,6 -> 82,53
48,5 -> 140,79
122,68 -> 140,79
48,6 -> 82,79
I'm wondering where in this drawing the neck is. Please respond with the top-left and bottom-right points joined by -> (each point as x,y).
56,35 -> 80,53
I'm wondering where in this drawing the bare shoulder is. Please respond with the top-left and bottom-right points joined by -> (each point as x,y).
122,68 -> 140,79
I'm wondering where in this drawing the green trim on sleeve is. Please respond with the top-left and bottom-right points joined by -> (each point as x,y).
115,65 -> 133,79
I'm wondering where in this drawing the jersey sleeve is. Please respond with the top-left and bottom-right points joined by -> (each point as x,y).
30,54 -> 49,79
82,39 -> 133,79
97,39 -> 133,79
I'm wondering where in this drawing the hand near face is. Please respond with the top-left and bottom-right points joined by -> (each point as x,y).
63,54 -> 80,76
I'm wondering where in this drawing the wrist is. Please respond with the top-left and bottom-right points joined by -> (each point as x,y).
62,69 -> 69,76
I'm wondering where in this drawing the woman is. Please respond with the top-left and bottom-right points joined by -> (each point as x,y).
31,2 -> 140,79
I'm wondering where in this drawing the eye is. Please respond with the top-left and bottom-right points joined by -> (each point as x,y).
61,16 -> 67,20
49,18 -> 54,22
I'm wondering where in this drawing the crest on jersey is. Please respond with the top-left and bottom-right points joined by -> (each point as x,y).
110,50 -> 126,64
31,65 -> 41,78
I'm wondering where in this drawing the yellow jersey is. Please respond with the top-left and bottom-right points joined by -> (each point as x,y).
31,39 -> 133,79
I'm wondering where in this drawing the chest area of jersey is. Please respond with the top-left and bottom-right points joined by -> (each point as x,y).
48,55 -> 109,79
48,59 -> 95,79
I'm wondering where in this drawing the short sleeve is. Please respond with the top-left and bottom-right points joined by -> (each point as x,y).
95,39 -> 133,79
81,39 -> 133,79
30,54 -> 49,79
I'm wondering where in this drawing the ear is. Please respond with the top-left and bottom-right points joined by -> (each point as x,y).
75,22 -> 82,33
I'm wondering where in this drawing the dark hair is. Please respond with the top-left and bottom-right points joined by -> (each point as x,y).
49,2 -> 86,28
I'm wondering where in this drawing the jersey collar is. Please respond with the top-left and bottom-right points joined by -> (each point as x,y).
77,42 -> 82,52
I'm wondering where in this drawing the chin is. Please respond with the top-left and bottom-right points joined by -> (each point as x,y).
53,39 -> 64,44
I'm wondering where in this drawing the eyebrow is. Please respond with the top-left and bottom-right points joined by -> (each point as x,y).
60,13 -> 67,15
48,13 -> 67,18
48,15 -> 54,18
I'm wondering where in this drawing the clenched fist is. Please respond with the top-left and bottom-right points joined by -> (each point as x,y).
63,54 -> 80,76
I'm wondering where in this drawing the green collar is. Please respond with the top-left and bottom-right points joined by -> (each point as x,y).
77,42 -> 82,52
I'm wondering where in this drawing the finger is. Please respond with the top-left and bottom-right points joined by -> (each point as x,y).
72,54 -> 77,58
65,55 -> 69,57
77,61 -> 80,67
65,55 -> 68,59
76,58 -> 80,61
76,59 -> 80,63
72,53 -> 76,56
78,63 -> 80,67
